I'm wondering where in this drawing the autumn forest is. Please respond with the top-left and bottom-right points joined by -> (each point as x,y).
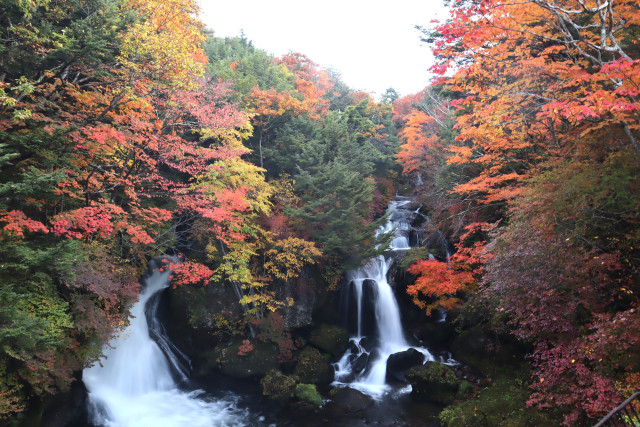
1,0 -> 639,426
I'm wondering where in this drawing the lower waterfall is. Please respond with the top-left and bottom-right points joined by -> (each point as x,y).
333,198 -> 436,397
83,259 -> 249,427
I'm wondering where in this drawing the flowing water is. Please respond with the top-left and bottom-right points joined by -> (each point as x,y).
333,198 -> 436,397
83,259 -> 251,427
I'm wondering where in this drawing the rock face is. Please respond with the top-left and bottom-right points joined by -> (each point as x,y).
405,362 -> 460,405
279,276 -> 316,329
386,348 -> 425,383
211,340 -> 280,379
167,282 -> 244,356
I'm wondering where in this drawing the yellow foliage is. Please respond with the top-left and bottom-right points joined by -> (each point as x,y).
118,0 -> 206,89
264,237 -> 321,281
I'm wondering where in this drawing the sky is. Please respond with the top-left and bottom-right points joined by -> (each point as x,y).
197,0 -> 449,98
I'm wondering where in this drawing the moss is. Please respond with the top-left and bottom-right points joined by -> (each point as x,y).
295,346 -> 332,385
260,369 -> 296,403
439,378 -> 560,426
309,324 -> 349,357
458,380 -> 474,396
405,362 -> 459,405
295,383 -> 323,407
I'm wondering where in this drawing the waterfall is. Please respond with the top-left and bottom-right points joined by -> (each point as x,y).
333,198 -> 434,397
83,258 -> 248,427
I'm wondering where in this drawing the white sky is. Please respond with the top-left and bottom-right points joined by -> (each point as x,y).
197,0 -> 448,98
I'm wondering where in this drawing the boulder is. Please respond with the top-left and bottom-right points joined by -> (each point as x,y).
260,369 -> 296,404
330,387 -> 373,412
359,335 -> 377,352
386,348 -> 425,383
309,324 -> 349,357
352,353 -> 369,374
295,383 -> 323,407
405,362 -> 460,405
295,346 -> 333,385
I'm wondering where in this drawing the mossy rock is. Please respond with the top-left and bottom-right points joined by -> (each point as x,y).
295,383 -> 323,407
438,378 -> 560,426
405,362 -> 459,405
295,346 -> 333,385
212,339 -> 279,379
309,324 -> 349,357
260,369 -> 296,404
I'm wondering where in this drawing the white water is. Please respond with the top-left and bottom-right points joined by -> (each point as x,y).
83,260 -> 248,427
333,199 -> 434,397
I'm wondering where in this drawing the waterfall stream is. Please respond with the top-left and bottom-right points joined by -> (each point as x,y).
333,198 -> 435,397
83,259 -> 249,427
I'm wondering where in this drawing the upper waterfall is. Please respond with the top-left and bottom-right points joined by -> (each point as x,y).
334,198 -> 434,397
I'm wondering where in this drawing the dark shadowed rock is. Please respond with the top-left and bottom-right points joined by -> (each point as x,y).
359,335 -> 377,352
386,348 -> 425,383
331,387 -> 374,412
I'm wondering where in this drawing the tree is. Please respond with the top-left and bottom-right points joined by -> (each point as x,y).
415,0 -> 640,423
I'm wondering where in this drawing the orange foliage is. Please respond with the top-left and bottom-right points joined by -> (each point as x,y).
430,0 -> 640,204
406,222 -> 493,316
397,110 -> 444,174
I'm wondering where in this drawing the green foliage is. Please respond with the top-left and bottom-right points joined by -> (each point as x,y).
439,378 -> 559,427
398,247 -> 433,270
285,112 -> 394,265
204,35 -> 294,101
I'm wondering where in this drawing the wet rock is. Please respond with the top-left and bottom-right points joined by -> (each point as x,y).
386,348 -> 425,383
37,379 -> 88,427
405,361 -> 460,405
347,340 -> 359,354
330,387 -> 374,412
359,335 -> 377,352
360,280 -> 378,337
309,324 -> 349,357
352,353 -> 369,374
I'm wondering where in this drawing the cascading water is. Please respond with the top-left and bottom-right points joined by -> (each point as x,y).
83,259 -> 249,427
333,198 -> 435,397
